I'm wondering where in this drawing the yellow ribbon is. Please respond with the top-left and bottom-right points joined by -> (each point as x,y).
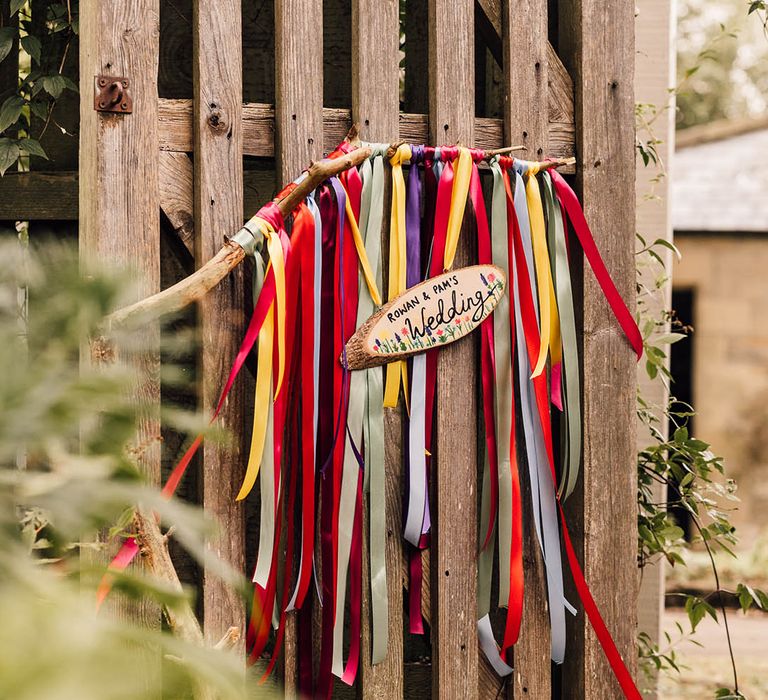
383,144 -> 411,408
525,164 -> 561,377
237,303 -> 274,501
339,183 -> 382,307
234,215 -> 286,501
443,147 -> 473,271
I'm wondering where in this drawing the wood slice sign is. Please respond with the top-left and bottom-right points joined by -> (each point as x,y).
343,264 -> 506,370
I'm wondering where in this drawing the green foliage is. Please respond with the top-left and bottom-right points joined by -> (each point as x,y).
635,232 -> 766,700
676,0 -> 768,129
0,1 -> 79,174
0,240 -> 264,699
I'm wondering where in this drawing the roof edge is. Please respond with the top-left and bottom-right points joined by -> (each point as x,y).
676,115 -> 768,150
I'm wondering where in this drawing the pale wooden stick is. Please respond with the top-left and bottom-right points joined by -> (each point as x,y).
106,147 -> 371,330
539,156 -> 577,170
133,510 -> 216,700
481,144 -> 526,157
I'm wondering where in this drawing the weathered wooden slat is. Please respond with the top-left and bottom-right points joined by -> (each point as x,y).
192,0 -> 246,648
0,172 -> 78,220
352,0 -> 405,695
475,0 -> 574,126
79,0 -> 162,693
558,1 -> 639,697
159,152 -> 194,254
428,2 -> 478,698
157,99 -> 574,169
274,0 -> 324,693
0,167 -> 274,228
501,1 -> 552,697
275,0 -> 323,185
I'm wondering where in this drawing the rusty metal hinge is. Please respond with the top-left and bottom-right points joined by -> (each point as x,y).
94,76 -> 132,114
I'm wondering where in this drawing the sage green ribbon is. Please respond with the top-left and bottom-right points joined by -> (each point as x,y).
477,450 -> 495,618
333,145 -> 388,670
542,172 -> 581,499
489,158 -> 513,606
476,445 -> 512,675
360,146 -> 388,664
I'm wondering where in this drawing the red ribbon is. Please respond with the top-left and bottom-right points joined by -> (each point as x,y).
549,170 -> 643,359
503,160 -> 640,698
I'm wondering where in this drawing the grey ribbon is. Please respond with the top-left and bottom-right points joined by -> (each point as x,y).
542,173 -> 581,500
512,165 -> 569,664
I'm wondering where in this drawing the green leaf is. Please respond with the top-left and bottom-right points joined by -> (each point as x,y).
654,332 -> 687,345
653,237 -> 682,260
0,138 -> 20,175
10,0 -> 25,16
29,99 -> 48,121
20,34 -> 41,65
0,95 -> 25,134
41,74 -> 67,99
61,75 -> 78,93
18,138 -> 47,159
674,426 -> 689,443
0,27 -> 17,64
737,584 -> 753,612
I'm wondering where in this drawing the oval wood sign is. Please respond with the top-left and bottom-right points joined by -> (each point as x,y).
343,264 -> 506,370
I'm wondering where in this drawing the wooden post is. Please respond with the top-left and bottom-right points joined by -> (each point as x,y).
275,0 -> 324,693
192,0 -> 246,648
501,1 -> 552,696
79,0 -> 161,691
428,1 -> 478,698
351,0 -> 405,696
559,1 -> 639,696
275,0 -> 324,183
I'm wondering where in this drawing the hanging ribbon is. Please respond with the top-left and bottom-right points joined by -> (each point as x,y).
96,202 -> 290,607
548,169 -> 643,359
523,161 -> 561,379
404,145 -> 428,548
542,173 -> 581,499
383,143 -> 412,408
358,147 -> 389,664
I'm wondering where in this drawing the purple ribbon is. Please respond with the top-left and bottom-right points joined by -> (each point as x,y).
406,146 -> 424,288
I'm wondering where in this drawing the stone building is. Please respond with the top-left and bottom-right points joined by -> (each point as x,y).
671,117 -> 768,545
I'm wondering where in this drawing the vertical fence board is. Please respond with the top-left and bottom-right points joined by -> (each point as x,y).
558,1 -> 638,697
192,0 -> 246,648
78,0 -> 161,691
351,0 -> 405,697
501,2 -> 552,697
428,2 -> 478,698
275,0 -> 324,184
275,0 -> 324,693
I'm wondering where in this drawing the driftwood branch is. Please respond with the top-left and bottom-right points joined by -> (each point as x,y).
105,143 -> 574,332
133,510 -> 218,700
134,510 -> 205,645
106,147 -> 371,330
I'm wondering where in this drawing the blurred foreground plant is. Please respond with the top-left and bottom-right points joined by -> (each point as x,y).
0,240 -> 263,700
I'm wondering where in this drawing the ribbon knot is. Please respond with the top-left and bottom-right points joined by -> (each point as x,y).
409,144 -> 425,164
441,146 -> 459,162
365,142 -> 390,159
389,142 -> 412,168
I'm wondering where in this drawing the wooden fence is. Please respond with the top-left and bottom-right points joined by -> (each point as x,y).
1,0 -> 638,697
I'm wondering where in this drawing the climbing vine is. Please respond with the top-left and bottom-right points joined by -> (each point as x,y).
635,108 -> 766,700
0,0 -> 78,174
